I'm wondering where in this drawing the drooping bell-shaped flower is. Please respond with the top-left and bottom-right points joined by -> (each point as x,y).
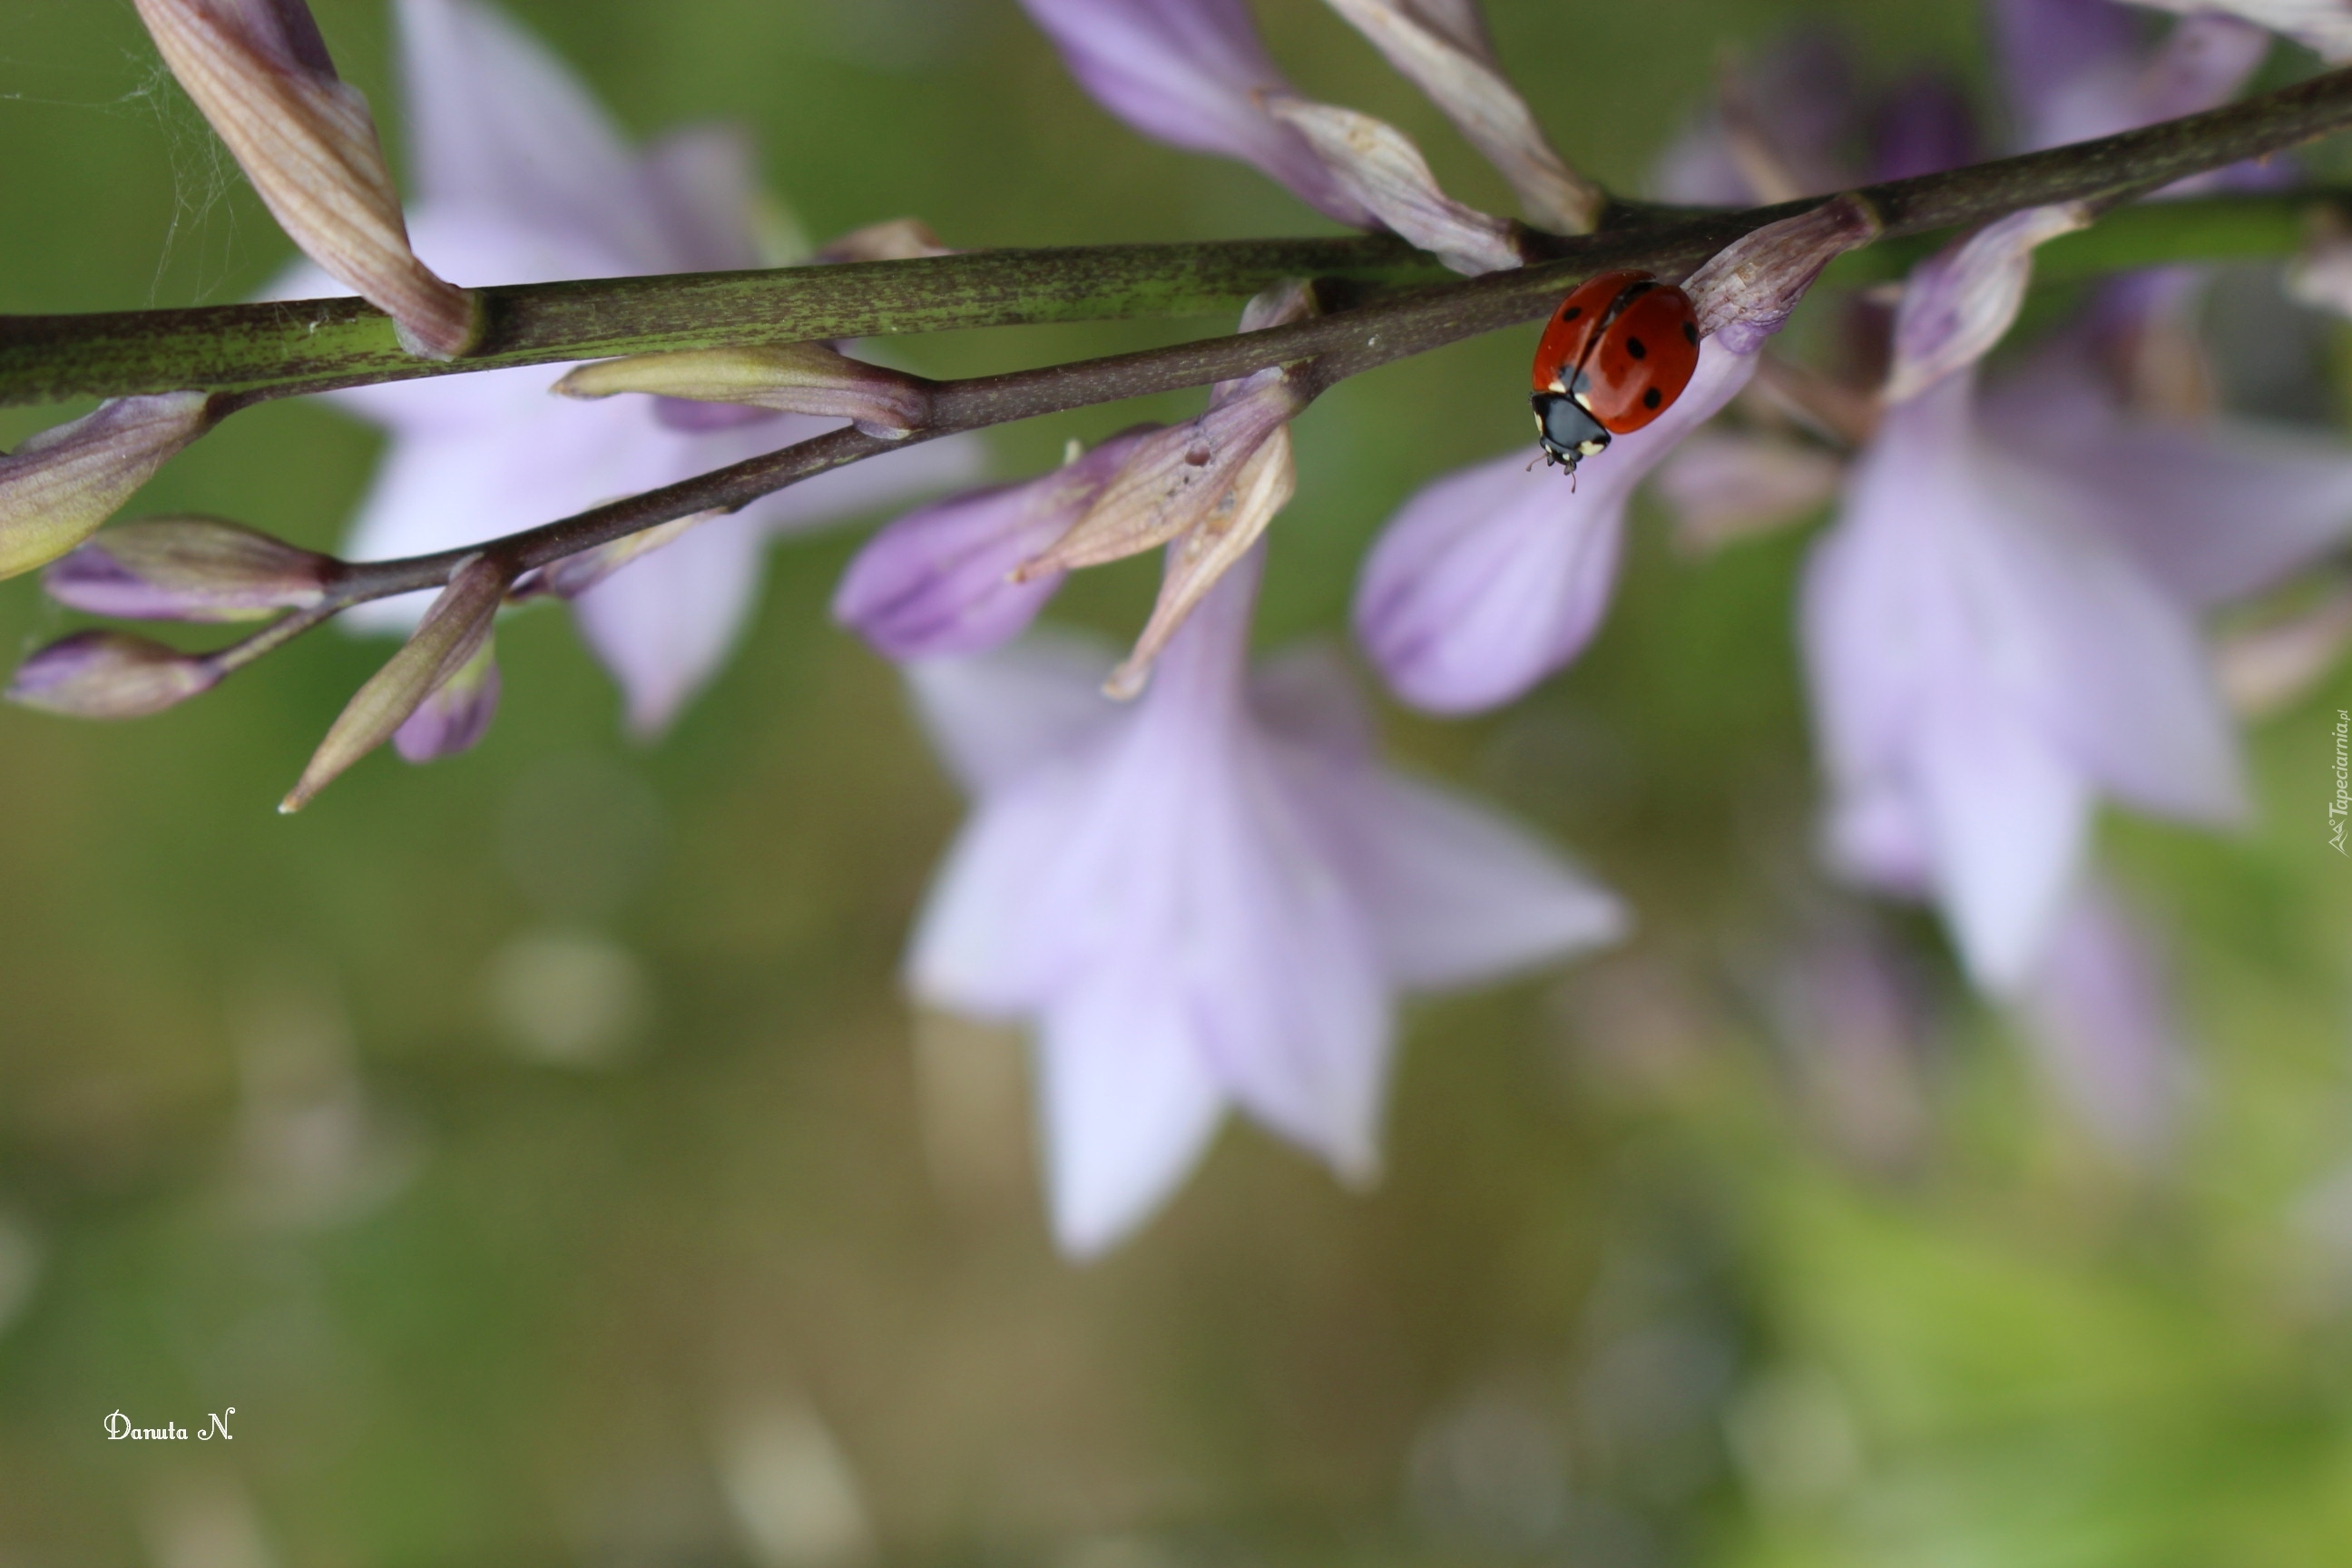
275,0 -> 977,734
906,546 -> 1624,1254
1353,200 -> 1877,714
1795,201 -> 2352,988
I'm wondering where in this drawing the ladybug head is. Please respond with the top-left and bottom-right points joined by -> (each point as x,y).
1530,392 -> 1610,473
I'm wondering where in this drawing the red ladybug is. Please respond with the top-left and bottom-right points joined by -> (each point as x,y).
1529,270 -> 1701,473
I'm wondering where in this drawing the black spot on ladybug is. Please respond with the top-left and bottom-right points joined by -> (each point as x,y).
1561,306 -> 1582,320
1626,338 -> 1647,360
1682,321 -> 1699,345
1642,387 -> 1662,409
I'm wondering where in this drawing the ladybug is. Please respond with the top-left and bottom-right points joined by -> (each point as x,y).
1529,270 -> 1701,473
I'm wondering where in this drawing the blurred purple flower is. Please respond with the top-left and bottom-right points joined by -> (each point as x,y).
276,0 -> 977,733
1651,29 -> 1863,205
1015,0 -> 1375,225
1997,0 -> 2269,160
1799,360 -> 2257,990
2014,876 -> 2191,1161
833,429 -> 1156,661
905,547 -> 1624,1254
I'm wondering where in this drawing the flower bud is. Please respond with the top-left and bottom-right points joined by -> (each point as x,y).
132,0 -> 481,358
1106,426 -> 1296,698
1261,96 -> 1524,275
0,394 -> 217,581
553,344 -> 934,439
44,515 -> 335,622
834,429 -> 1156,661
1018,370 -> 1306,578
1317,0 -> 1603,233
814,218 -> 955,264
1684,192 -> 1884,353
6,632 -> 219,719
1882,202 -> 2094,403
280,554 -> 511,812
393,639 -> 501,763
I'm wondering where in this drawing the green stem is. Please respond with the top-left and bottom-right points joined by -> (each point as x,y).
0,238 -> 1450,408
8,57 -> 2352,410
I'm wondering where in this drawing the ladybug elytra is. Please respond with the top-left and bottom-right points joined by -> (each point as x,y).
1529,270 -> 1701,474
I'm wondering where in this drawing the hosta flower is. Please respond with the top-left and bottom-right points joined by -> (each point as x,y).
278,0 -> 975,732
905,547 -> 1624,1255
1351,199 -> 1877,714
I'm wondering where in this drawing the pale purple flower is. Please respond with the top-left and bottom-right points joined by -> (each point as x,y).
2014,876 -> 2191,1161
1352,338 -> 1757,714
905,547 -> 1624,1254
1801,362 -> 2252,990
1997,0 -> 2270,157
832,429 -> 1157,661
1794,295 -> 2352,995
277,0 -> 977,733
1015,0 -> 1374,226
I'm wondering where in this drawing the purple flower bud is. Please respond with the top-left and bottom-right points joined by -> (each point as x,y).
1316,0 -> 1602,233
554,344 -> 935,440
1685,193 -> 1884,355
1261,97 -> 1524,275
132,0 -> 481,358
43,515 -> 335,622
0,395 -> 217,581
281,554 -> 512,811
6,632 -> 220,719
393,640 -> 500,762
1015,0 -> 1376,226
835,432 -> 1157,661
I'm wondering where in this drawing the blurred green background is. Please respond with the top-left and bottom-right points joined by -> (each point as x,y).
5,0 -> 2352,1563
